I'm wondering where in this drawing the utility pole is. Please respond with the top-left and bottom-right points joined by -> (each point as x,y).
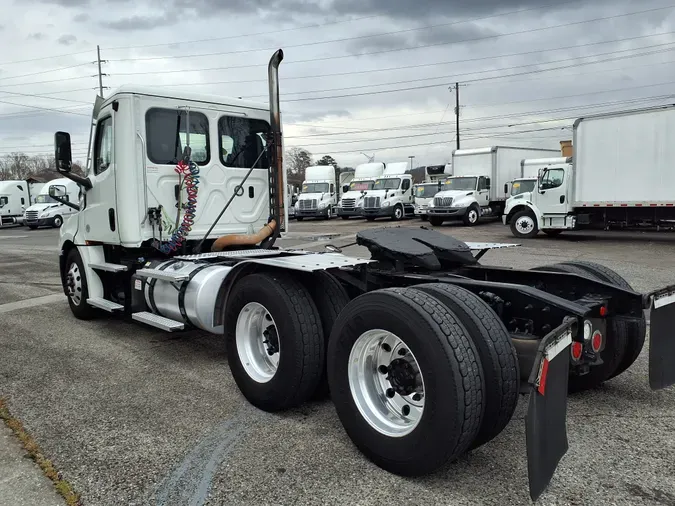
454,82 -> 460,150
408,155 -> 415,171
96,45 -> 105,97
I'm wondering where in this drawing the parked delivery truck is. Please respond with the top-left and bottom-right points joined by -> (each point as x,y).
427,146 -> 559,227
504,105 -> 675,238
336,162 -> 385,219
24,178 -> 79,229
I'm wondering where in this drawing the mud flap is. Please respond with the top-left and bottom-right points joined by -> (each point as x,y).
647,287 -> 675,390
525,319 -> 574,501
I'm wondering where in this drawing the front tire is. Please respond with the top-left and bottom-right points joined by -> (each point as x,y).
64,248 -> 98,320
429,216 -> 443,227
225,272 -> 324,411
327,287 -> 484,476
53,215 -> 63,228
392,205 -> 404,221
341,215 -> 350,220
420,215 -> 428,221
463,205 -> 480,226
296,216 -> 304,222
510,210 -> 538,238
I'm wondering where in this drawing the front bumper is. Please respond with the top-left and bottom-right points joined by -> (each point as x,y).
24,217 -> 55,227
337,207 -> 363,217
415,207 -> 428,216
427,207 -> 469,218
363,206 -> 394,218
296,208 -> 330,218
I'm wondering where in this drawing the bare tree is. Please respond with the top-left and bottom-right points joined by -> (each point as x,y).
285,147 -> 312,186
0,152 -> 85,182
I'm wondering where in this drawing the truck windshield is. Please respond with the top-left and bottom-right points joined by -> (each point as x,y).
415,185 -> 440,198
349,181 -> 374,191
34,195 -> 58,204
511,180 -> 536,196
302,183 -> 329,193
373,178 -> 400,190
443,177 -> 477,191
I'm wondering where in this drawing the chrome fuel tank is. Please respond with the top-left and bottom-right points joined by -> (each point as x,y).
143,260 -> 232,333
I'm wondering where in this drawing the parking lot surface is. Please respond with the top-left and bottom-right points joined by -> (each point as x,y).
1,220 -> 675,506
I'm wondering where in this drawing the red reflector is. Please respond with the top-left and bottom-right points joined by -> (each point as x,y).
592,331 -> 602,352
571,342 -> 583,361
538,358 -> 550,395
599,306 -> 608,317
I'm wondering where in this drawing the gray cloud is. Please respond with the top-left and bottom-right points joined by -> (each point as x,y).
57,34 -> 77,45
73,13 -> 89,22
101,12 -> 180,31
27,32 -> 46,40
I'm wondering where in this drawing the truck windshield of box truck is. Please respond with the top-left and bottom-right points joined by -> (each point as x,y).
415,184 -> 440,198
302,182 -> 330,193
373,178 -> 400,190
443,177 -> 477,191
511,180 -> 536,196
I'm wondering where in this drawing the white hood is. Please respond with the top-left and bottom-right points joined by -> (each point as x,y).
26,203 -> 61,213
435,190 -> 476,199
298,192 -> 328,200
341,190 -> 366,200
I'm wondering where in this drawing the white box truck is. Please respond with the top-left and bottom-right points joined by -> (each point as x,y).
362,162 -> 414,220
336,162 -> 385,219
0,179 -> 46,226
427,146 -> 559,226
504,104 -> 675,238
24,178 -> 79,229
295,165 -> 352,220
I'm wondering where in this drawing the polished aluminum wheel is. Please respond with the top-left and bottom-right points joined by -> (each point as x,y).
236,302 -> 280,383
66,262 -> 83,306
467,208 -> 479,224
515,215 -> 535,235
348,329 -> 425,437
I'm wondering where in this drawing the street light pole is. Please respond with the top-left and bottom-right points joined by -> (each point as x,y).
408,155 -> 415,171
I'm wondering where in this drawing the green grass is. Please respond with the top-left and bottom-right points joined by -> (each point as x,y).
0,398 -> 81,506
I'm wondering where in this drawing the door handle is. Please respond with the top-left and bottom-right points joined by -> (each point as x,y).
108,208 -> 116,232
560,195 -> 565,204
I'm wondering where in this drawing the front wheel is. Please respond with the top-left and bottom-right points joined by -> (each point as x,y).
296,216 -> 304,222
225,272 -> 324,411
510,210 -> 538,238
429,216 -> 443,227
53,215 -> 63,228
420,215 -> 428,221
341,215 -> 350,220
28,225 -> 38,230
64,248 -> 98,320
327,288 -> 484,476
365,216 -> 375,222
463,205 -> 480,226
392,205 -> 404,221
325,206 -> 333,220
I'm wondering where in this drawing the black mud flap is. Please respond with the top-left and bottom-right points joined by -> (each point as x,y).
525,319 -> 574,501
647,286 -> 675,390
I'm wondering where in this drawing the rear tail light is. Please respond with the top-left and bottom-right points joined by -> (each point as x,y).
571,342 -> 583,361
599,306 -> 608,317
591,330 -> 603,352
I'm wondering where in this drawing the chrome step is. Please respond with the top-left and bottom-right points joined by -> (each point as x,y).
132,311 -> 184,331
87,297 -> 124,312
89,262 -> 128,272
135,268 -> 189,282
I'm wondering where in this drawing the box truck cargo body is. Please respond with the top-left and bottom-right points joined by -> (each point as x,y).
504,105 -> 675,238
427,146 -> 558,227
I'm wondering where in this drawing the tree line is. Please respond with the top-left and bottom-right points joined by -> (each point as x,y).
0,153 -> 84,182
285,148 -> 354,187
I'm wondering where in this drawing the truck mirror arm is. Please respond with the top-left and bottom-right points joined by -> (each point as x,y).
50,194 -> 80,211
58,171 -> 92,191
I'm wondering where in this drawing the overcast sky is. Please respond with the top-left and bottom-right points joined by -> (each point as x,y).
1,0 -> 674,168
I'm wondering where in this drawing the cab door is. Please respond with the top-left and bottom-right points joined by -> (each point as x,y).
477,176 -> 490,206
535,167 -> 568,214
81,105 -> 120,243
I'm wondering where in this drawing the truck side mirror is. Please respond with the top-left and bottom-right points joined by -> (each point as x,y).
55,131 -> 72,173
504,183 -> 508,194
343,185 -> 349,193
485,177 -> 491,190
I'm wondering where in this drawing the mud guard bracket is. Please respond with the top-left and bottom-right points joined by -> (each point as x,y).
526,318 -> 574,501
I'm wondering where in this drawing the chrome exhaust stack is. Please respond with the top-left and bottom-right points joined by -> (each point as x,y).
267,49 -> 284,243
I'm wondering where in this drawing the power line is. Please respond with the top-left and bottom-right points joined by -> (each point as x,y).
0,61 -> 94,82
0,105 -> 90,119
106,4 -> 675,68
0,48 -> 93,67
0,75 -> 93,90
0,90 -> 91,105
0,99 -> 90,117
107,0 -> 583,62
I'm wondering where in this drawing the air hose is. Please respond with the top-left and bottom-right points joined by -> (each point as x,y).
159,159 -> 200,254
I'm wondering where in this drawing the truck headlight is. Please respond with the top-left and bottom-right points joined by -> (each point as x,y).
381,200 -> 391,208
429,200 -> 435,208
318,201 -> 329,209
454,200 -> 470,208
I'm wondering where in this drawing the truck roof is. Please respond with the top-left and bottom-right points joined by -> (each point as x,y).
103,85 -> 269,112
573,102 -> 675,128
453,146 -> 559,156
382,162 -> 409,176
522,157 -> 571,166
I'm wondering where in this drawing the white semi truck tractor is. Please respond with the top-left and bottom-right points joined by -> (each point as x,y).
504,105 -> 675,238
336,162 -> 385,219
0,180 -> 30,227
51,50 -> 675,501
427,146 -> 559,227
361,162 -> 414,220
295,165 -> 338,220
24,178 -> 79,229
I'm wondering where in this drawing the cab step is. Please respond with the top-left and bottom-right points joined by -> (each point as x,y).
89,262 -> 128,272
135,268 -> 189,283
132,311 -> 184,332
87,297 -> 124,312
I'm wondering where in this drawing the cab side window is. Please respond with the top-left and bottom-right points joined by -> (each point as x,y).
478,177 -> 487,190
402,179 -> 411,191
541,168 -> 564,190
94,116 -> 113,175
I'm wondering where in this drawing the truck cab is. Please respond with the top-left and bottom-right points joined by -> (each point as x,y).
0,181 -> 31,227
24,178 -> 79,229
503,158 -> 574,238
413,181 -> 443,220
295,165 -> 340,220
336,162 -> 385,219
427,175 -> 491,226
361,162 -> 414,221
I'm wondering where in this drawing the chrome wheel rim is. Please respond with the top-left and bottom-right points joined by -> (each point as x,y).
348,329 -> 425,437
395,207 -> 403,219
54,217 -> 62,227
236,302 -> 280,383
516,216 -> 535,235
468,209 -> 478,223
66,262 -> 82,306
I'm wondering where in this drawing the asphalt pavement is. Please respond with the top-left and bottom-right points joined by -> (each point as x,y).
1,220 -> 675,505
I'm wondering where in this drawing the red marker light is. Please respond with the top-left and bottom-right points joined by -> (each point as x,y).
592,331 -> 603,352
599,306 -> 608,317
571,342 -> 583,361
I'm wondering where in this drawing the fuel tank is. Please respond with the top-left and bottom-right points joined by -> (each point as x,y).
141,259 -> 232,333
